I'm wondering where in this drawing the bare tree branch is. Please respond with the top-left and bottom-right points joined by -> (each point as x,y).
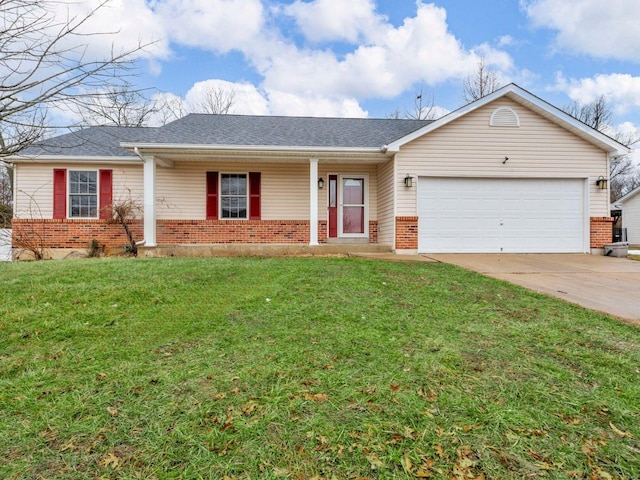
72,85 -> 159,127
462,57 -> 501,104
192,85 -> 237,115
405,87 -> 438,120
0,0 -> 152,156
562,95 -> 640,201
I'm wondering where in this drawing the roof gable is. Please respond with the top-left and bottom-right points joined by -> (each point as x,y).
385,83 -> 630,157
615,185 -> 640,205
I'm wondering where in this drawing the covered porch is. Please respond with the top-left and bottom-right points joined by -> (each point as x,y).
125,143 -> 393,249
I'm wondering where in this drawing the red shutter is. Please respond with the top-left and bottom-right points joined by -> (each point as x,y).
206,171 -> 219,220
249,172 -> 261,220
99,169 -> 113,219
53,169 -> 67,219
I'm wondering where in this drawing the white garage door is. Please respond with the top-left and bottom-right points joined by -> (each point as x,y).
418,178 -> 586,253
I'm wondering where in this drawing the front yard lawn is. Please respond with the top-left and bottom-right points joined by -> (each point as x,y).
1,257 -> 639,479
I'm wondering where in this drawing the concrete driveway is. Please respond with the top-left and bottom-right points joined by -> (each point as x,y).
425,254 -> 640,325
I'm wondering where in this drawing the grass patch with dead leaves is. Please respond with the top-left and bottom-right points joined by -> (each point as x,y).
0,257 -> 639,479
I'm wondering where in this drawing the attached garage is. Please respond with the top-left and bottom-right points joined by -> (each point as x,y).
417,177 -> 587,253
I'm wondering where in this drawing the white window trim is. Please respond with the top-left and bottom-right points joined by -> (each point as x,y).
220,172 -> 249,220
68,169 -> 99,219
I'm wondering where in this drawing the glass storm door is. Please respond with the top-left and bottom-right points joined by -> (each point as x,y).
339,177 -> 366,237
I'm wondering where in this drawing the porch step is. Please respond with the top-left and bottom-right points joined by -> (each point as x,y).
139,243 -> 392,258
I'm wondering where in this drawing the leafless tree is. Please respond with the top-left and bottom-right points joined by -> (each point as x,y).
73,85 -> 159,127
154,94 -> 188,125
462,57 -> 501,103
0,162 -> 12,227
106,192 -> 142,256
564,95 -> 612,132
0,0 -> 150,157
406,87 -> 439,120
192,85 -> 237,115
562,96 -> 640,201
11,191 -> 47,259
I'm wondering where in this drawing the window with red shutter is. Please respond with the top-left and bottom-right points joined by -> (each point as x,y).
249,172 -> 261,220
206,171 -> 219,219
53,169 -> 67,219
99,169 -> 113,219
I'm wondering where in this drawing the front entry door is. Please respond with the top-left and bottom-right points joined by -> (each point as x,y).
339,176 -> 367,238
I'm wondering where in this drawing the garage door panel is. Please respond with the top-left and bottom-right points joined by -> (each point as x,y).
418,177 -> 585,253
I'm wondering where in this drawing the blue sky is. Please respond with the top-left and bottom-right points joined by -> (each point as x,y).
69,0 -> 640,135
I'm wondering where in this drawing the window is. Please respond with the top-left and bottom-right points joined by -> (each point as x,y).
69,170 -> 97,217
220,173 -> 247,219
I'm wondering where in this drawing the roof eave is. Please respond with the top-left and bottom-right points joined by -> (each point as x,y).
5,154 -> 140,164
120,142 -> 389,158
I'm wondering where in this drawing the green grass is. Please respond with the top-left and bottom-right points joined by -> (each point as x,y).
1,257 -> 639,479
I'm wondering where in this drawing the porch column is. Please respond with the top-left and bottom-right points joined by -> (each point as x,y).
143,156 -> 157,247
309,158 -> 319,246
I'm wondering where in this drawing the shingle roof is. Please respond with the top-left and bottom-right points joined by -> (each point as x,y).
153,114 -> 432,148
21,126 -> 154,157
19,114 -> 432,157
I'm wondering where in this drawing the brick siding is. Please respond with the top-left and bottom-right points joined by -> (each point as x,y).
157,220 -> 309,244
590,216 -> 614,248
12,218 -> 143,249
395,216 -> 418,250
11,219 -> 379,248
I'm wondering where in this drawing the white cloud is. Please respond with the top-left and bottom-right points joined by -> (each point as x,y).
555,73 -> 640,116
266,91 -> 368,117
55,0 -> 170,61
261,3 -> 509,100
524,0 -> 640,61
283,0 -> 386,43
153,0 -> 265,53
184,79 -> 270,115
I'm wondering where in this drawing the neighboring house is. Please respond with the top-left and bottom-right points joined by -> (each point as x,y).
6,84 -> 629,257
0,229 -> 11,261
613,186 -> 640,246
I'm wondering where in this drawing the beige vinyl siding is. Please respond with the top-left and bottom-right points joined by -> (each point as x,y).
376,159 -> 395,245
621,194 -> 640,245
155,161 -> 380,220
157,161 -> 317,220
15,160 -> 381,222
395,97 -> 610,217
14,163 -> 143,219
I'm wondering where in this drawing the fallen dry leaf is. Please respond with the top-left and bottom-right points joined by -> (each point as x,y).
303,392 -> 329,403
609,422 -> 630,438
400,453 -> 413,474
106,407 -> 119,417
434,444 -> 446,458
100,452 -> 120,469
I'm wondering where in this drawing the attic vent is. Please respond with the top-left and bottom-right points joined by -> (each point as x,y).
490,107 -> 520,127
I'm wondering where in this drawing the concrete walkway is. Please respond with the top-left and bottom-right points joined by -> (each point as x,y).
424,254 -> 640,325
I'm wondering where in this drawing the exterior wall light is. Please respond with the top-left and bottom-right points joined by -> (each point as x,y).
596,176 -> 608,190
404,174 -> 414,188
318,177 -> 325,189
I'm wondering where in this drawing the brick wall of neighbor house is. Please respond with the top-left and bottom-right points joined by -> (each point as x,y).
395,216 -> 418,250
590,217 -> 614,248
11,219 -> 144,249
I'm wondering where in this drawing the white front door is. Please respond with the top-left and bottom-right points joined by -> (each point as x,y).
339,176 -> 368,238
